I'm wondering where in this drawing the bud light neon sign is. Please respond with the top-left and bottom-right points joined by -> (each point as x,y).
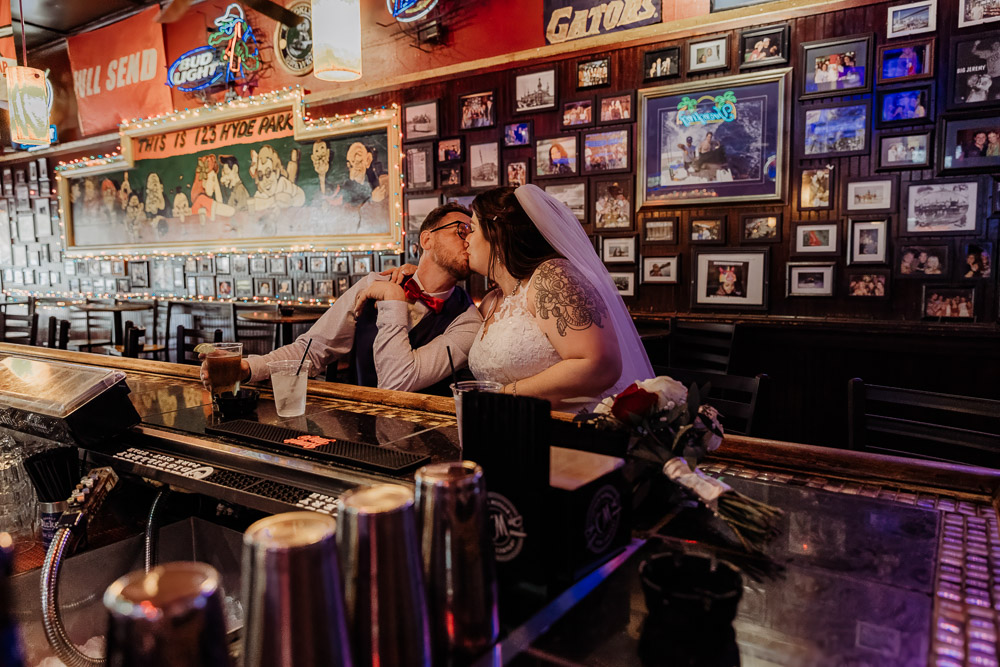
165,3 -> 261,92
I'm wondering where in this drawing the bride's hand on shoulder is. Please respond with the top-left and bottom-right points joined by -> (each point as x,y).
380,263 -> 418,284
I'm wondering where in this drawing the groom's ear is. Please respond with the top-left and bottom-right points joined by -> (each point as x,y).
419,228 -> 433,251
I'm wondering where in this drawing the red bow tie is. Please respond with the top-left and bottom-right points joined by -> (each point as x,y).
403,279 -> 445,313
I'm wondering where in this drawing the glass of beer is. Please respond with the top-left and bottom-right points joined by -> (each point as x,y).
204,342 -> 243,396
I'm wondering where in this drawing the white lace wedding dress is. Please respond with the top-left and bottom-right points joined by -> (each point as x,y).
468,283 -> 562,387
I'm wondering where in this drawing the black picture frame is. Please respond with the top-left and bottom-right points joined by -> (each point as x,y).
786,262 -> 836,297
902,179 -> 982,236
641,212 -> 678,244
686,34 -> 730,74
949,33 -> 1000,111
895,242 -> 950,278
249,256 -> 267,275
561,98 -> 595,129
404,141 -> 436,191
577,57 -> 611,90
936,113 -> 1000,175
309,256 -> 328,273
598,92 -> 634,124
799,33 -> 873,100
845,269 -> 889,299
642,47 -> 681,82
438,165 -> 463,189
542,180 -> 587,224
842,175 -> 898,214
437,137 -> 464,163
403,99 -> 439,142
958,241 -> 992,280
876,84 -> 932,128
535,136 -> 579,179
921,285 -> 976,321
799,99 -> 870,159
504,159 -> 530,188
642,255 -> 680,284
876,130 -> 933,171
601,235 -> 638,264
738,23 -> 790,71
591,176 -> 634,232
513,69 -> 557,114
503,120 -> 532,147
876,38 -> 934,85
268,256 -> 287,275
792,220 -> 840,257
740,212 -> 782,243
582,126 -> 630,175
691,248 -> 769,311
469,141 -> 500,189
459,91 -> 496,130
847,217 -> 890,265
689,216 -> 727,245
799,167 -> 834,211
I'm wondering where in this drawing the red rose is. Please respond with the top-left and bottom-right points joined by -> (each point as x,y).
611,384 -> 659,422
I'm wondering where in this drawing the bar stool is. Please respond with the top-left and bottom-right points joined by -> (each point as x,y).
176,325 -> 223,365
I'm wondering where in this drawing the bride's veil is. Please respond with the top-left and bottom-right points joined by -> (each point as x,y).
515,184 -> 654,395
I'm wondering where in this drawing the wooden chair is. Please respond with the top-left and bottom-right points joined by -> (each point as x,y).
176,325 -> 223,365
847,378 -> 1000,468
668,320 -> 737,374
654,366 -> 768,437
109,320 -> 166,360
46,316 -> 71,350
231,302 -> 279,355
0,311 -> 39,346
76,298 -> 114,353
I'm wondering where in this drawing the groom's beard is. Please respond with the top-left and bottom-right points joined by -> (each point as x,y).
432,249 -> 472,281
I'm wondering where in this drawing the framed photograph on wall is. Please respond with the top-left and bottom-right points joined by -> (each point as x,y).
235,278 -> 253,298
16,213 -> 34,242
877,131 -> 932,170
403,100 -> 439,142
843,176 -> 897,213
438,138 -> 463,163
315,279 -> 334,298
405,194 -> 440,233
275,278 -> 294,298
332,256 -> 350,274
32,198 -> 51,237
543,181 -> 587,223
130,261 -> 150,288
886,0 -> 936,38
643,46 -> 680,82
792,221 -> 839,256
197,276 -> 215,297
643,256 -> 679,284
514,69 -> 557,114
896,243 -> 949,277
642,213 -> 677,243
609,270 -> 635,297
582,127 -> 629,174
950,34 -> 1000,110
800,100 -> 870,158
352,254 -> 374,275
577,57 -> 610,89
561,99 -> 594,128
249,256 -> 267,274
800,167 -> 833,210
638,69 -> 789,207
535,136 -> 578,178
739,24 -> 790,70
937,114 -> 1000,174
692,248 -> 769,310
602,236 -> 637,263
438,166 -> 462,188
903,180 -> 980,235
877,38 -> 934,84
308,256 -> 328,273
690,217 -> 726,244
599,93 -> 633,124
253,278 -> 273,297
267,256 -> 287,275
876,85 -> 931,127
459,91 -> 495,130
504,160 -> 529,188
687,35 -> 729,73
740,213 -> 782,243
217,278 -> 233,298
922,285 -> 975,320
469,142 -> 500,188
215,254 -> 231,274
405,142 -> 435,191
504,121 -> 532,147
592,177 -> 633,231
786,262 -> 835,297
960,241 -> 992,279
799,34 -> 872,99
959,0 -> 1000,28
848,218 -> 889,264
846,270 -> 889,298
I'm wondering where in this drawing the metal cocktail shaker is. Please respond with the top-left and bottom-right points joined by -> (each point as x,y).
103,561 -> 231,667
241,511 -> 352,667
414,461 -> 498,663
337,484 -> 431,666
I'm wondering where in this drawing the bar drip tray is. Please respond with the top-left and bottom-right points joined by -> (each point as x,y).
206,419 -> 430,474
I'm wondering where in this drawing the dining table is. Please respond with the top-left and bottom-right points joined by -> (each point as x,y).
237,309 -> 325,347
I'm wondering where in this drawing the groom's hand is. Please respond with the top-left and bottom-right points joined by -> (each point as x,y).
353,281 -> 407,316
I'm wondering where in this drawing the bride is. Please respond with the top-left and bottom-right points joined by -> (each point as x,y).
466,185 -> 650,409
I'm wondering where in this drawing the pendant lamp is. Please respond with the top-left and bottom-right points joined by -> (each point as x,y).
311,0 -> 362,82
8,66 -> 49,146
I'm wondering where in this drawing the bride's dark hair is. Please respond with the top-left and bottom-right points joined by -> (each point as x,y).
471,187 -> 559,282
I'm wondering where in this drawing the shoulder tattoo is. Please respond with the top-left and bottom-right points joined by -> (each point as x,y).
533,260 -> 607,336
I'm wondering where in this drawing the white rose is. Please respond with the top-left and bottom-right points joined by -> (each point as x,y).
593,396 -> 615,416
637,376 -> 688,410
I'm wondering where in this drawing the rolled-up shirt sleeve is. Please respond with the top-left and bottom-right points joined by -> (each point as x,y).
372,302 -> 482,392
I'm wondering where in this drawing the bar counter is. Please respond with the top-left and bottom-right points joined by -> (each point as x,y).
2,342 -> 999,667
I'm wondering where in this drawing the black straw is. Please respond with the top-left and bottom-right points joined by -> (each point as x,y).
446,346 -> 457,386
296,339 -> 313,376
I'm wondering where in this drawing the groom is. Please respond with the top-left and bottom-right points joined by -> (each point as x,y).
207,203 -> 481,394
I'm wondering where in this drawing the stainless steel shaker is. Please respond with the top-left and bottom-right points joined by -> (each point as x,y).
241,511 -> 353,667
337,484 -> 431,666
415,461 -> 499,663
103,561 -> 231,667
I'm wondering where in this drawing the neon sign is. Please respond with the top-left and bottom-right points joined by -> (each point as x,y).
387,0 -> 438,22
676,92 -> 738,127
166,4 -> 260,92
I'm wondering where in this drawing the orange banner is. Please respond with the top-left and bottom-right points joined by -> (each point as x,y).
67,7 -> 173,136
131,109 -> 296,161
0,0 -> 14,61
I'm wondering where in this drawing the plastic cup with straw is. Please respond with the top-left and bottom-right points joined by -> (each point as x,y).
268,339 -> 313,418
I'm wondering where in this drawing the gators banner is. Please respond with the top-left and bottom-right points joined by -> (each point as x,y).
544,0 -> 660,45
67,7 -> 173,135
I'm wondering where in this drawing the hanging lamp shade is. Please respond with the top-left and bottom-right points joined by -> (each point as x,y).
7,66 -> 50,146
312,0 -> 362,82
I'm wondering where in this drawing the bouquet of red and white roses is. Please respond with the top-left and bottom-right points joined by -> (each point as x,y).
578,376 -> 783,554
